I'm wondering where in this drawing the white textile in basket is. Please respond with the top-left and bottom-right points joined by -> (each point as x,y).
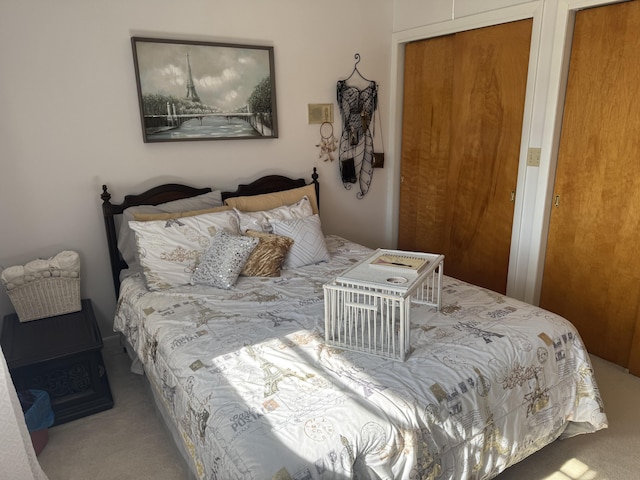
2,251 -> 80,290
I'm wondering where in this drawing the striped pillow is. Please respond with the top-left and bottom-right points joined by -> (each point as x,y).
270,214 -> 329,268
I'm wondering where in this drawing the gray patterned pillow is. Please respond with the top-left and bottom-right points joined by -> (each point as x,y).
190,231 -> 258,289
234,195 -> 313,233
270,214 -> 329,268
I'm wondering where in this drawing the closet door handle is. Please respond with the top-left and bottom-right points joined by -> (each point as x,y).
510,191 -> 516,202
554,195 -> 560,207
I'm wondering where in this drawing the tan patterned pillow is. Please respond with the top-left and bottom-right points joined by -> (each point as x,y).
133,205 -> 232,221
224,184 -> 319,214
241,230 -> 294,277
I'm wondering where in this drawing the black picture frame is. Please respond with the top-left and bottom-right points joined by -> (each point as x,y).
131,37 -> 278,143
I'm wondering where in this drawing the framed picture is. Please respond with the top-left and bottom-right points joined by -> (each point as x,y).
131,37 -> 278,143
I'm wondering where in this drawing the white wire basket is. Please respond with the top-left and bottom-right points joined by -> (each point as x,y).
323,249 -> 443,361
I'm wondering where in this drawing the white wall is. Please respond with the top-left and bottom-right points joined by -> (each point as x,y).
0,0 -> 394,337
393,0 -> 535,31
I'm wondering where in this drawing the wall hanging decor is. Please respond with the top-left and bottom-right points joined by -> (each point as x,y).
337,54 -> 379,198
316,121 -> 338,162
132,37 -> 278,143
308,103 -> 333,124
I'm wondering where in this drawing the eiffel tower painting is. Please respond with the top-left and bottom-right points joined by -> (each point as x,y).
132,37 -> 278,142
185,53 -> 201,103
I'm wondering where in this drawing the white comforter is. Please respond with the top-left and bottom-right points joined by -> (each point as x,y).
114,236 -> 607,480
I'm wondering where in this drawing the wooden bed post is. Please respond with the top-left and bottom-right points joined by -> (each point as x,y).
312,167 -> 319,209
101,185 -> 125,297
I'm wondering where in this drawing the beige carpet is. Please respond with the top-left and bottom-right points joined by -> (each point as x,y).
37,337 -> 640,480
37,337 -> 188,480
496,353 -> 640,480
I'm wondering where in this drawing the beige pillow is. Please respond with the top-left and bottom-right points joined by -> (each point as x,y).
224,184 -> 319,214
133,205 -> 232,221
240,230 -> 294,277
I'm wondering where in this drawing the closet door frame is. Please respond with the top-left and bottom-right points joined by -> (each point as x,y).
527,0 -> 632,307
399,20 -> 533,294
537,0 -> 640,376
389,2 -> 543,303
388,0 -> 631,305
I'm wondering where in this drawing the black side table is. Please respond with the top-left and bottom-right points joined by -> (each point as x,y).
1,298 -> 114,425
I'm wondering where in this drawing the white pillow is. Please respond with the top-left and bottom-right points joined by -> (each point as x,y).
190,231 -> 258,289
117,190 -> 223,274
128,209 -> 240,290
234,195 -> 313,233
270,214 -> 329,268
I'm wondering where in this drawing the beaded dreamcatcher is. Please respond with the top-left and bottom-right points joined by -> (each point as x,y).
337,54 -> 378,199
316,122 -> 338,162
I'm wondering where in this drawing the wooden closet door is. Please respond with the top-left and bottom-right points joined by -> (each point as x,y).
539,1 -> 640,374
399,35 -> 454,261
399,20 -> 532,294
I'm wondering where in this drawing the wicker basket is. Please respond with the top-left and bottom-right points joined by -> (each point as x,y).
6,276 -> 81,322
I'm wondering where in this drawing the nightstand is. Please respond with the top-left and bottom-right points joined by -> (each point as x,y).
0,299 -> 114,425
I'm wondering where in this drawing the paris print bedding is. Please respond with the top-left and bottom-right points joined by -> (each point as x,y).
113,235 -> 607,480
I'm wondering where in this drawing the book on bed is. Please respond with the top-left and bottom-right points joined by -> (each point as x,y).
368,252 -> 430,273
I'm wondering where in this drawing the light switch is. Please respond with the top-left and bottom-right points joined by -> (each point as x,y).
527,147 -> 541,167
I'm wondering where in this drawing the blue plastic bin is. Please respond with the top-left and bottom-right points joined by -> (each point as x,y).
18,389 -> 54,455
20,389 -> 55,432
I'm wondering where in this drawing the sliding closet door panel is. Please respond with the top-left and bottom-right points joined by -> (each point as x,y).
446,21 -> 530,292
399,20 -> 531,294
539,1 -> 640,372
399,35 -> 454,254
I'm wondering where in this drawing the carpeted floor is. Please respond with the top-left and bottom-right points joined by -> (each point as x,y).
37,336 -> 640,480
498,352 -> 640,480
37,337 -> 188,480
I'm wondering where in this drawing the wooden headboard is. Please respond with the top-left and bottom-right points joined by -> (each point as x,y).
101,168 -> 318,297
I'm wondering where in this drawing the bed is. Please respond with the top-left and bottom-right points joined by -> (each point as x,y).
101,169 -> 607,480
